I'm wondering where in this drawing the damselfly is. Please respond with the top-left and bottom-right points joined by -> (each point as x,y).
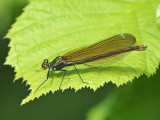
35,33 -> 147,93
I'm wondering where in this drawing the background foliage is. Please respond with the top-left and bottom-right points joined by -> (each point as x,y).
0,0 -> 160,120
157,4 -> 160,25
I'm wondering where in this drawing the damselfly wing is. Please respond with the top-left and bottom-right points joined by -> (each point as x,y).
63,33 -> 136,66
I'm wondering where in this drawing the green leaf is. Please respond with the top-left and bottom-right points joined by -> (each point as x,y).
86,68 -> 160,120
5,0 -> 160,104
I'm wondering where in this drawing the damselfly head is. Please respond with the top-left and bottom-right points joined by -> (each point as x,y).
42,59 -> 49,70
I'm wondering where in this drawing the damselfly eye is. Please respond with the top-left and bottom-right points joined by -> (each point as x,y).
42,59 -> 49,70
42,64 -> 48,70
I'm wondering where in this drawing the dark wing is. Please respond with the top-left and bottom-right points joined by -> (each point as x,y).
63,33 -> 136,65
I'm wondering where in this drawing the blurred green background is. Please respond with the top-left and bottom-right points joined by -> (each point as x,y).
0,0 -> 160,120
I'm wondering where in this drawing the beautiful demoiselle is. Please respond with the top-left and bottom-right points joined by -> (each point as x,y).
35,33 -> 147,93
